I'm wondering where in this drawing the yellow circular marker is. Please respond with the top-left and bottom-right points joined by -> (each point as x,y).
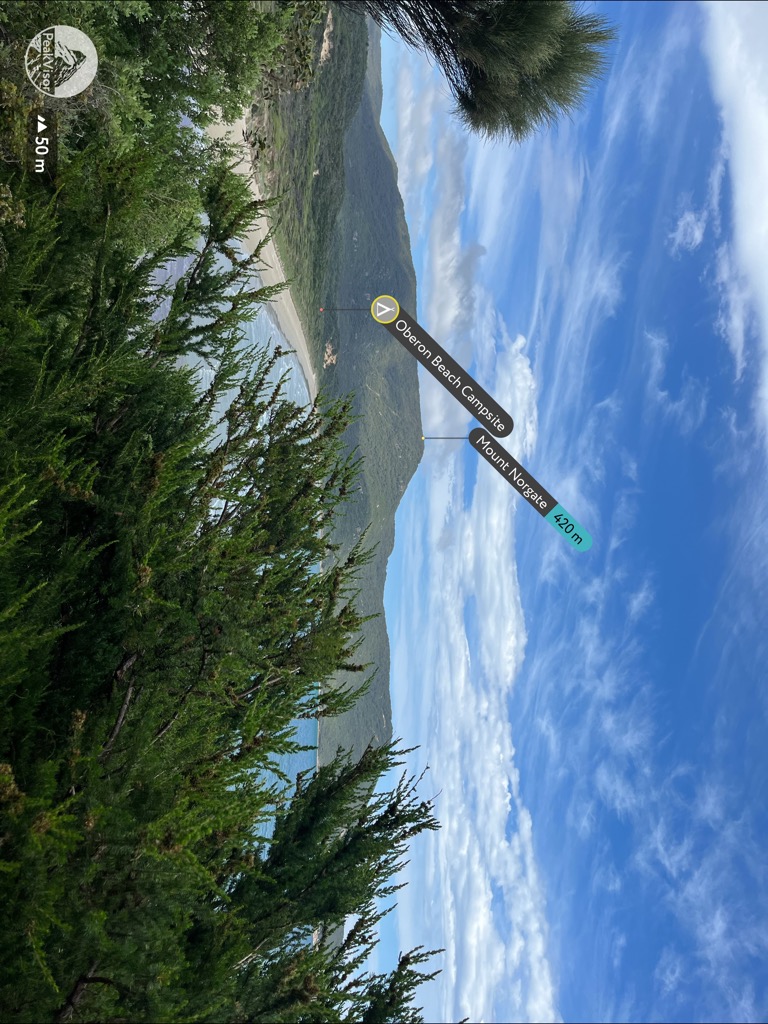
371,294 -> 400,324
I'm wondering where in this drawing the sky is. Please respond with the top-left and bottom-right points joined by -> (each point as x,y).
377,3 -> 768,1022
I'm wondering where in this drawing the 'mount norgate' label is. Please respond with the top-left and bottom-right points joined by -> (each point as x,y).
469,428 -> 592,551
469,429 -> 555,515
379,305 -> 514,438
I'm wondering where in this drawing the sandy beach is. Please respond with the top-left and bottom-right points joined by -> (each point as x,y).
206,115 -> 327,765
205,115 -> 318,403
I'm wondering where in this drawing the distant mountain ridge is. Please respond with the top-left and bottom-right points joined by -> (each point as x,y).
319,15 -> 422,762
250,8 -> 423,763
365,20 -> 384,118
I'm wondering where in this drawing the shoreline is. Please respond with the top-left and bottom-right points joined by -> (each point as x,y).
204,115 -> 318,404
206,112 -> 327,769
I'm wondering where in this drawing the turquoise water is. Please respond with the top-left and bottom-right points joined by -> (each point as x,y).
255,713 -> 319,842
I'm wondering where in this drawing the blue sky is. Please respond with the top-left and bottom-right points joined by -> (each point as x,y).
377,3 -> 768,1021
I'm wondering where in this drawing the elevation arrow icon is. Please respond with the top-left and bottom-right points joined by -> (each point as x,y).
370,294 -> 400,323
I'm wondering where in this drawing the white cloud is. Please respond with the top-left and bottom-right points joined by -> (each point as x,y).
669,207 -> 708,254
693,780 -> 727,828
714,243 -> 753,380
423,128 -> 475,351
701,0 -> 768,440
707,142 -> 727,238
390,284 -> 559,1021
627,578 -> 654,623
393,58 -> 440,234
466,135 -> 537,273
391,507 -> 560,1022
655,946 -> 685,999
638,13 -> 693,138
594,762 -> 641,820
644,330 -> 708,435
385,6 -> 768,1020
665,137 -> 753,385
601,10 -> 692,153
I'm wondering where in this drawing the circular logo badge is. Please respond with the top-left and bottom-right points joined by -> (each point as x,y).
370,294 -> 400,324
25,26 -> 98,98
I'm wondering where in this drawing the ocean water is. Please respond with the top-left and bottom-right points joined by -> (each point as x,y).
151,242 -> 319,793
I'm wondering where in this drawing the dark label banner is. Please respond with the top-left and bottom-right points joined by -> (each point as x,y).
382,307 -> 514,439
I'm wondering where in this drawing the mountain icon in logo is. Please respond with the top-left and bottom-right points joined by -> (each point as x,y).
53,42 -> 87,87
26,41 -> 86,90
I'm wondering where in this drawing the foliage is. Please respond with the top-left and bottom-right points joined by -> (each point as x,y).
0,0 -> 292,135
235,744 -> 442,1023
261,0 -> 328,99
334,0 -> 617,142
0,1 -> 442,1020
251,3 -> 369,363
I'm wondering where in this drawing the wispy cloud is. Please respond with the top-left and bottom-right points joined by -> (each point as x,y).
655,946 -> 685,1000
393,57 -> 440,237
601,8 -> 693,153
701,0 -> 768,439
669,206 -> 708,255
385,4 -> 768,1021
458,9 -> 767,1019
392,427 -> 561,1022
627,577 -> 654,623
644,329 -> 708,435
668,143 -> 727,257
713,243 -> 753,380
389,69 -> 559,1022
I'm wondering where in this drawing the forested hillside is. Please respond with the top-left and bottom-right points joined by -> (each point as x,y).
251,10 -> 423,762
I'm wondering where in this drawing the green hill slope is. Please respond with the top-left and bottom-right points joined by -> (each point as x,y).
251,8 -> 423,762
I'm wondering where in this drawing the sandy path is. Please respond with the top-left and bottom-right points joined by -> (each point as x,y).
205,115 -> 318,403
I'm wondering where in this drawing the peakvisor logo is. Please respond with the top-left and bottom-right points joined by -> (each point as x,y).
25,25 -> 98,98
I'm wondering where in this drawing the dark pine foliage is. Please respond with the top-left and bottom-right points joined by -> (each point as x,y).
0,2 -> 443,1020
334,0 -> 616,141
